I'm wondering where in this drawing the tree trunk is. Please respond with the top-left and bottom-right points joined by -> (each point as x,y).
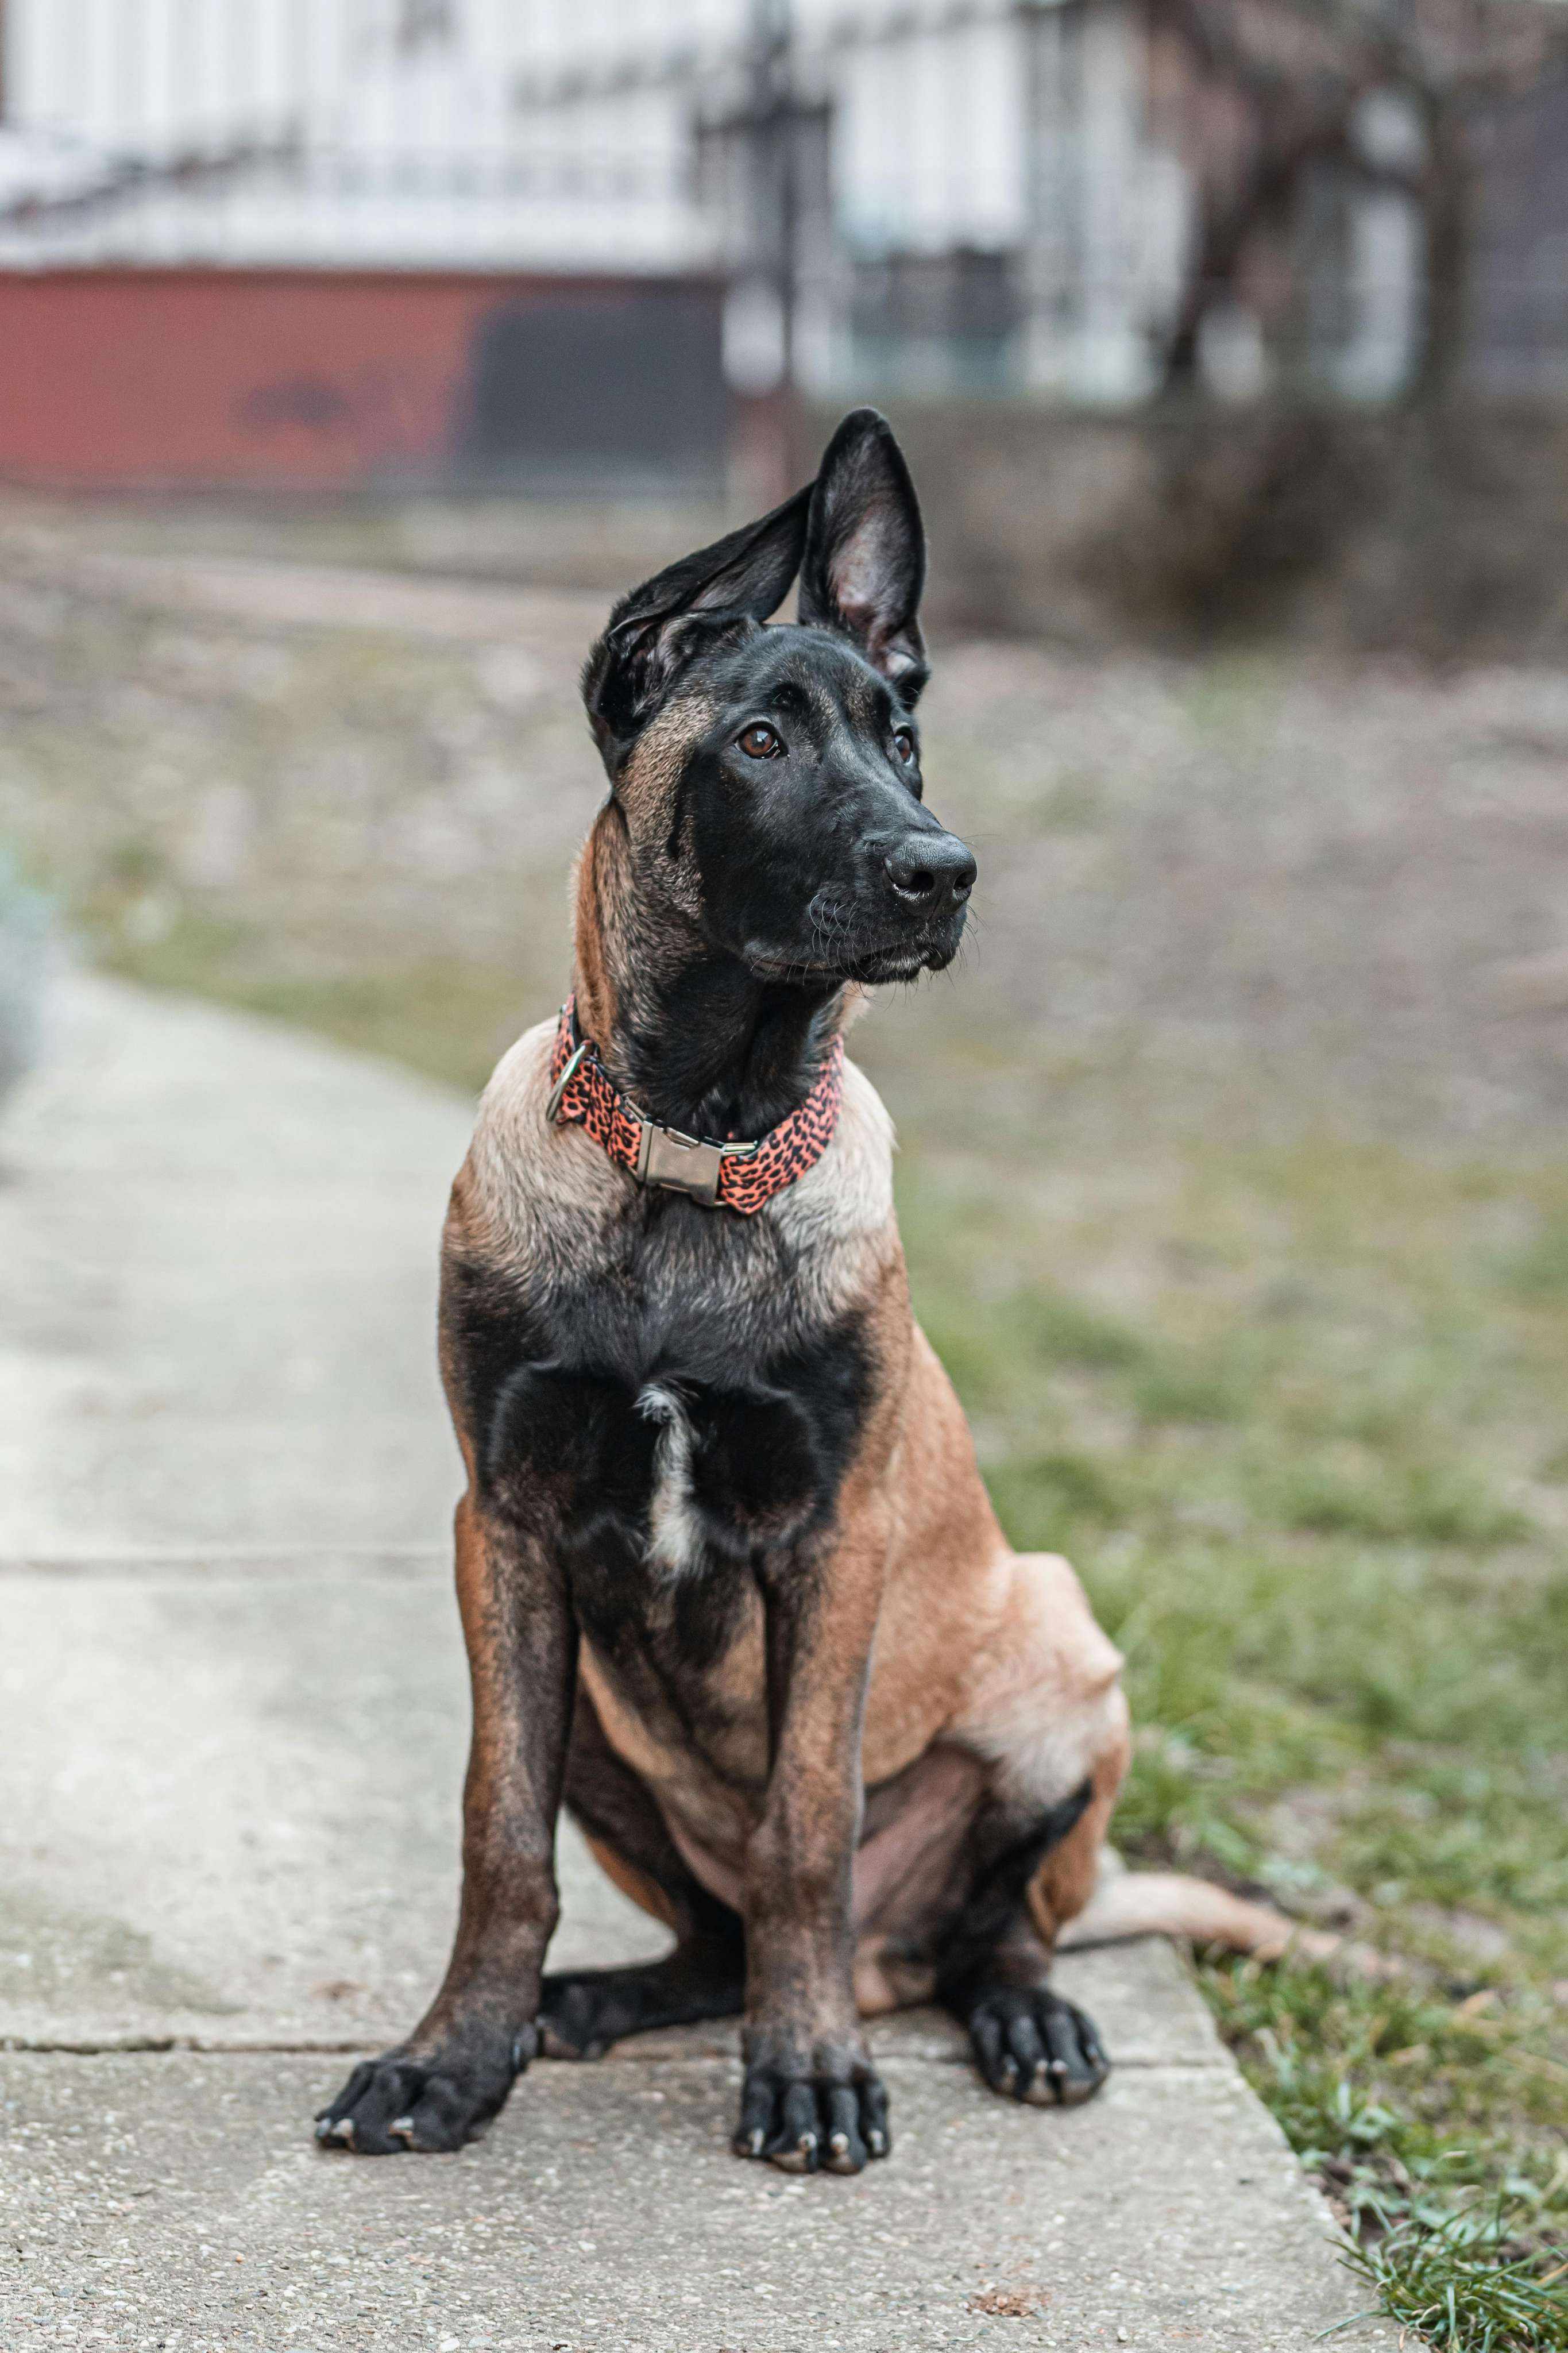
1159,112 -> 1350,396
1413,95 -> 1472,407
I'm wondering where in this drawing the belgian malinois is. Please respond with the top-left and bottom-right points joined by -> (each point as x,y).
316,410 -> 1293,2173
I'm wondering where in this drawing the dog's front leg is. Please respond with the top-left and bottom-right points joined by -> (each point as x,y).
315,1491 -> 575,2153
736,1518 -> 889,2175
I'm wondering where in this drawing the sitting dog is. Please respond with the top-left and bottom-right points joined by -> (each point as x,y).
316,409 -> 1295,2173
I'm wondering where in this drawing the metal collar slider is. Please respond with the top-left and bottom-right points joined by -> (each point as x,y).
544,1036 -> 590,1127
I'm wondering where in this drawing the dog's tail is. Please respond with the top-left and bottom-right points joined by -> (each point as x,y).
1057,1861 -> 1342,1964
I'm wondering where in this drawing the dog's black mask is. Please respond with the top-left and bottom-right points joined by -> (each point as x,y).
582,409 -> 975,987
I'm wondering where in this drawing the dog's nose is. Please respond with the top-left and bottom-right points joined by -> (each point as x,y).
884,833 -> 977,913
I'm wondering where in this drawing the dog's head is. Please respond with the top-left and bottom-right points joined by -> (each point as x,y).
582,409 -> 975,987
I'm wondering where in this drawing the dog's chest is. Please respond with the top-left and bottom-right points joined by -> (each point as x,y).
490,1329 -> 862,1565
451,1189 -> 876,1726
478,1333 -> 861,1744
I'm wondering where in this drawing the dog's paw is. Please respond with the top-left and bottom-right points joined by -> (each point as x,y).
733,2056 -> 890,2174
966,1985 -> 1109,2108
314,2023 -> 532,2154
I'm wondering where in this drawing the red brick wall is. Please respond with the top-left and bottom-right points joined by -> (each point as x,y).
0,268 -> 725,490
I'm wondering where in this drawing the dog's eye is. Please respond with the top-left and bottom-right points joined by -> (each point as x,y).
737,723 -> 783,759
894,729 -> 916,765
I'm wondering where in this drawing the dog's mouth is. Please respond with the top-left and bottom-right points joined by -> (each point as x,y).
741,909 -> 967,986
837,929 -> 963,984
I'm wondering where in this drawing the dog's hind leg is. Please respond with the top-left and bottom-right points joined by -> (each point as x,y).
539,1681 -> 744,2059
930,1549 -> 1133,2108
933,1743 -> 1126,2109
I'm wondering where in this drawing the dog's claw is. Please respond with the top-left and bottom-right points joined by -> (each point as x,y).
772,2131 -> 817,2174
772,2132 -> 817,2174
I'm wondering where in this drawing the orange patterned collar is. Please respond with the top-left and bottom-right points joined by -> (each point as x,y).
546,996 -> 844,1214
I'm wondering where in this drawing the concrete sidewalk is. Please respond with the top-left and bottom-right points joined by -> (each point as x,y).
0,975 -> 1381,2351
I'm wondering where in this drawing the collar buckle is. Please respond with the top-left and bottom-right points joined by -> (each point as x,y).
634,1120 -> 727,1208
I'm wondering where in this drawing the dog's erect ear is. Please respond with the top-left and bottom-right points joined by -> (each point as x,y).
797,408 -> 928,701
583,484 -> 812,758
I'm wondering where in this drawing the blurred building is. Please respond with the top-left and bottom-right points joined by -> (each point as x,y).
0,0 -> 1194,414
0,0 -> 1562,491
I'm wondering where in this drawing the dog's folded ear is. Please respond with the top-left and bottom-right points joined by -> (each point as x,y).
582,483 -> 813,759
797,408 -> 929,703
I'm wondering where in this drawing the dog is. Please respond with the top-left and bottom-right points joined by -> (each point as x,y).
315,408 -> 1302,2173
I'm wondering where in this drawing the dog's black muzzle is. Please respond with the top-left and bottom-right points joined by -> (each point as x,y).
825,823 -> 975,983
864,820 -> 975,977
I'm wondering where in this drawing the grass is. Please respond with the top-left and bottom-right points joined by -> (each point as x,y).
901,1140 -> 1568,2344
1341,2203 -> 1568,2351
